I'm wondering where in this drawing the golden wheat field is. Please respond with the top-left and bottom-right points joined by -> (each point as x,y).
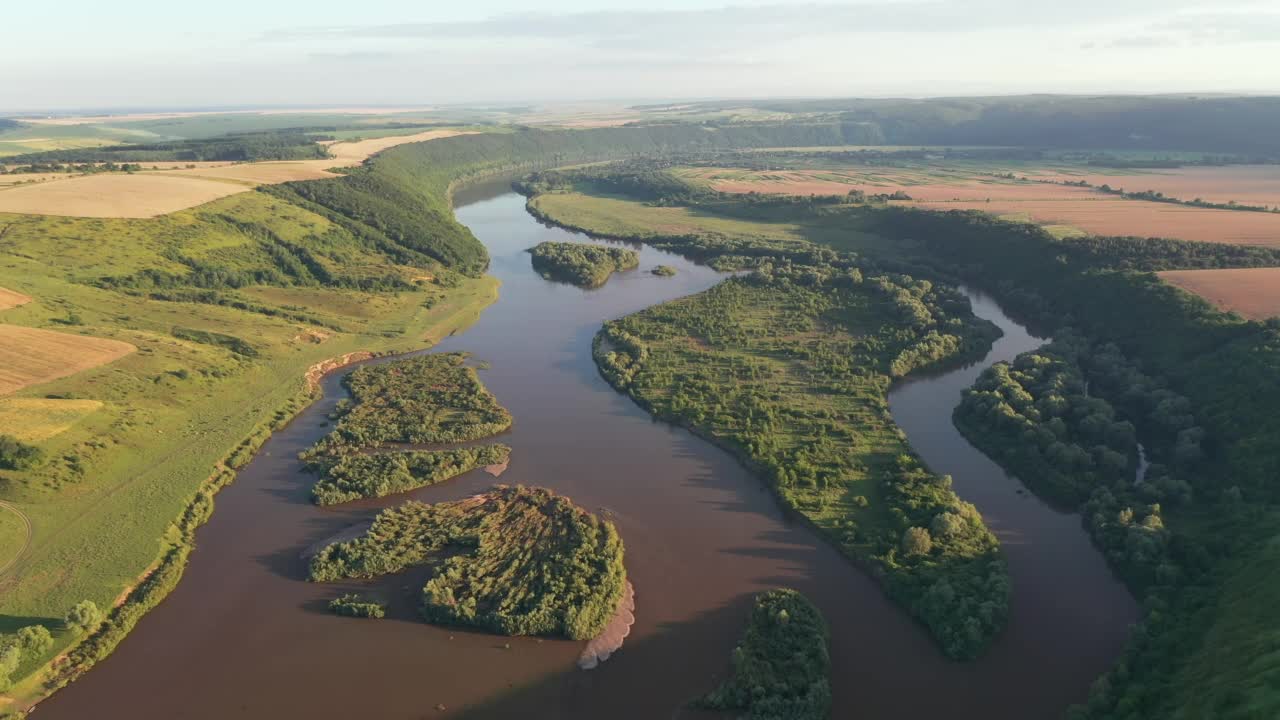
0,325 -> 136,395
0,129 -> 473,219
0,398 -> 104,442
0,174 -> 249,218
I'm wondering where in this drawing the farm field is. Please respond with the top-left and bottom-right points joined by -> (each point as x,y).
528,191 -> 901,256
0,123 -> 159,158
0,163 -> 499,703
0,129 -> 473,218
1159,267 -> 1280,320
1027,165 -> 1280,208
675,165 -> 1280,245
910,197 -> 1280,245
674,165 -> 1076,200
0,173 -> 250,218
532,191 -> 810,240
0,399 -> 104,443
0,325 -> 136,395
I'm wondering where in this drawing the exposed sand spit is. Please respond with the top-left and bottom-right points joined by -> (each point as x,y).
304,351 -> 376,391
578,581 -> 636,670
300,522 -> 373,561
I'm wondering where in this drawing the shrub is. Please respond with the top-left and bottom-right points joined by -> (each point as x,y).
65,600 -> 103,635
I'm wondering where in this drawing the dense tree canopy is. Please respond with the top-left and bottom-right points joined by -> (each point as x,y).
310,486 -> 627,641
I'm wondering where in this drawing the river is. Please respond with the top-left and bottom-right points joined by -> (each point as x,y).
36,184 -> 1136,719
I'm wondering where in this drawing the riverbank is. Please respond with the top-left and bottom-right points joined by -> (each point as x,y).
30,184 -> 1132,720
6,276 -> 498,713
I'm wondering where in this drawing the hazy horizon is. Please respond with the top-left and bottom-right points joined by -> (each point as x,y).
5,0 -> 1278,112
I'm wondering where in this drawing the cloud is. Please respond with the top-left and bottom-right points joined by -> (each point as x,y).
265,1 -> 1226,47
1103,35 -> 1182,49
1154,10 -> 1280,44
307,50 -> 403,61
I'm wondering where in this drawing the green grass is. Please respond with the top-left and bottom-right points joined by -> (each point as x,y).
528,241 -> 638,288
0,506 -> 28,574
696,588 -> 830,720
0,182 -> 499,703
0,400 -> 103,444
310,486 -> 626,640
530,192 -> 809,244
596,274 -> 1008,659
0,124 -> 162,158
528,192 -> 903,258
318,125 -> 454,142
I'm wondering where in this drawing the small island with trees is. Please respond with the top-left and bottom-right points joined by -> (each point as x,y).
310,485 -> 628,641
529,241 -> 639,288
302,354 -> 512,505
695,589 -> 830,720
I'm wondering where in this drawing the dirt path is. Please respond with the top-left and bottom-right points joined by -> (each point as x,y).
0,500 -> 33,576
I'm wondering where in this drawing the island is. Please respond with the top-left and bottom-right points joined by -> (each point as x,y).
528,241 -> 639,288
302,353 -> 512,505
310,485 -> 628,641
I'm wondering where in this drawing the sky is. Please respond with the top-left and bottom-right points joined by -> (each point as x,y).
3,0 -> 1278,111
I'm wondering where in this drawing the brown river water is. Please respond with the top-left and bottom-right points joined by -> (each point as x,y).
36,183 -> 1136,719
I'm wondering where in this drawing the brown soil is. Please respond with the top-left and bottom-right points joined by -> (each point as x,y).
1032,165 -> 1280,208
304,351 -> 375,391
0,287 -> 32,311
578,581 -> 636,669
907,197 -> 1280,245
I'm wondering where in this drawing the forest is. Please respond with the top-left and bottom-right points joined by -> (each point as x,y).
695,589 -> 830,720
522,155 -> 1280,715
528,241 -> 638,288
595,270 -> 1007,660
305,354 -> 511,456
666,95 -> 1280,156
308,445 -> 510,506
327,594 -> 386,619
309,486 -> 627,640
301,354 -> 512,504
1,131 -> 329,164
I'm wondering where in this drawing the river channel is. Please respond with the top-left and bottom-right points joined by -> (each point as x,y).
37,183 -> 1136,719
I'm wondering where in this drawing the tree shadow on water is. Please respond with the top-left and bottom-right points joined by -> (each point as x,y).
450,598 -> 755,720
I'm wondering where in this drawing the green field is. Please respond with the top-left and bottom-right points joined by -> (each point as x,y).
0,123 -> 161,158
528,192 -> 903,258
0,178 -> 498,704
0,505 -> 29,574
596,272 -> 1007,660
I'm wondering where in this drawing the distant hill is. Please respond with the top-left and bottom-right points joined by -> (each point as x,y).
0,119 -> 22,131
651,95 -> 1280,156
1,130 -> 328,164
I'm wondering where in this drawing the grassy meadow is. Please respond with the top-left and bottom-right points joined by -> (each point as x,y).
0,186 -> 498,702
528,191 -> 906,258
